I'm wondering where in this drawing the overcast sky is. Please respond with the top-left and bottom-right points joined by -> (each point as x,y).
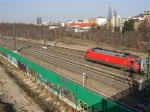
0,0 -> 150,23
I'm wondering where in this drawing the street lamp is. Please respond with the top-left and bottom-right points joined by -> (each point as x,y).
83,73 -> 85,86
120,26 -> 122,39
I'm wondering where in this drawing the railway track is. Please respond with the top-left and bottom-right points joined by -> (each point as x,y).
0,37 -> 140,86
23,47 -> 138,86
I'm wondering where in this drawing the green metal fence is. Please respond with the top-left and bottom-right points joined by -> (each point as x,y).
0,46 -> 132,112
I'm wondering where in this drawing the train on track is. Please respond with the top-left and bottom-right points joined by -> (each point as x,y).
85,48 -> 147,74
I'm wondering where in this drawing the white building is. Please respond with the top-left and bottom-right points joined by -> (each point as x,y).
61,23 -> 65,27
66,20 -> 75,26
112,15 -> 123,27
83,17 -> 107,26
42,21 -> 50,26
130,15 -> 145,21
83,18 -> 96,23
96,17 -> 107,26
49,21 -> 63,29
75,20 -> 83,23
121,18 -> 129,27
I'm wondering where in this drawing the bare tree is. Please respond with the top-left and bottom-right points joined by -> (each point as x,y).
0,23 -> 148,51
114,9 -> 117,27
107,6 -> 112,28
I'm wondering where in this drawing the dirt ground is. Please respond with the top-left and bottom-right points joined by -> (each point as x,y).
0,59 -> 44,112
0,55 -> 77,112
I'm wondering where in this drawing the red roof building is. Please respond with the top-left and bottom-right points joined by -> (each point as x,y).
69,23 -> 97,32
70,23 -> 96,28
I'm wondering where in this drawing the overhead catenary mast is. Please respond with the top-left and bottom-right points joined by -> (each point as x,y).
13,27 -> 17,52
43,29 -> 47,49
146,35 -> 150,91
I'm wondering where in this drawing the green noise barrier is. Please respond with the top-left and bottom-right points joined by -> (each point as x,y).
0,46 -> 132,112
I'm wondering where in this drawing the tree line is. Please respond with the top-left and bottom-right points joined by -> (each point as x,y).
0,22 -> 149,52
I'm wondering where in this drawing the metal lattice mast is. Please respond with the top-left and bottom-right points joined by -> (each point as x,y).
44,29 -> 47,47
13,27 -> 16,51
147,35 -> 150,90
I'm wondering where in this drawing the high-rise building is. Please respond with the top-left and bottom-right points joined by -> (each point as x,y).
37,17 -> 42,25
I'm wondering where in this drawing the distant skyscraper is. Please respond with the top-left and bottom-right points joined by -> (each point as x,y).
37,17 -> 42,25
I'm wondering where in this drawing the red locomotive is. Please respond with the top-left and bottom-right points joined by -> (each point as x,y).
85,48 -> 141,73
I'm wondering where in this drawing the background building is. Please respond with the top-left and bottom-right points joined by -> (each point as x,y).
145,16 -> 150,28
69,23 -> 97,32
83,18 -> 96,23
112,15 -> 122,27
83,17 -> 107,26
144,10 -> 150,15
37,17 -> 42,25
49,21 -> 62,29
96,17 -> 107,26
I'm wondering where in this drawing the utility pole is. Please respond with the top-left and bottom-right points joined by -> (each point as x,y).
44,29 -> 46,47
13,27 -> 17,52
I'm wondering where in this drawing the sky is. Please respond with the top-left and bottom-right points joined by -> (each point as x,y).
0,0 -> 150,23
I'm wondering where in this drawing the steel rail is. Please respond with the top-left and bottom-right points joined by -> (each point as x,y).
24,48 -> 137,85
